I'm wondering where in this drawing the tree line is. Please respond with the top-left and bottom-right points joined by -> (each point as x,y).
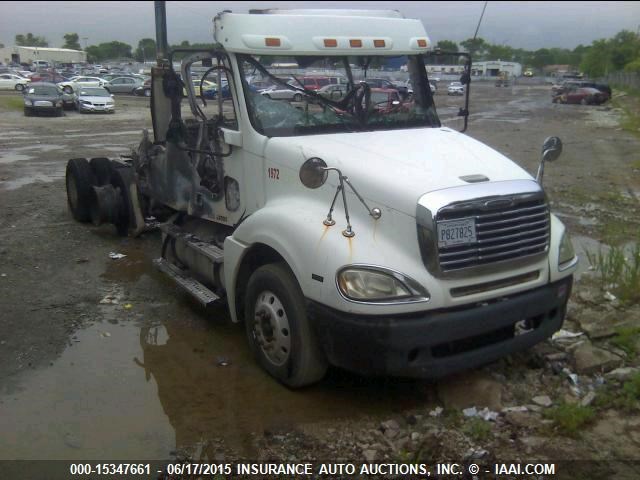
12,30 -> 640,76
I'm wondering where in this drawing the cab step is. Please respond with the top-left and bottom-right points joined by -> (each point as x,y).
153,258 -> 220,307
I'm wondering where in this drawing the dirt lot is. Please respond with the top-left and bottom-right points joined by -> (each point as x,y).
1,83 -> 639,477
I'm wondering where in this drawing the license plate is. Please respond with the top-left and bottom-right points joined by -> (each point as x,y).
437,218 -> 476,247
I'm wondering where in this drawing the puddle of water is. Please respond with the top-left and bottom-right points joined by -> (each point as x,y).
0,153 -> 34,164
0,173 -> 60,190
11,144 -> 64,152
0,321 -> 174,460
0,131 -> 30,139
64,130 -> 141,139
1,252 -> 431,460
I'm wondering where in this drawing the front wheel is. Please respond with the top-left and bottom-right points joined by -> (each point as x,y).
293,93 -> 303,102
63,86 -> 73,94
245,263 -> 327,388
580,98 -> 588,106
15,84 -> 25,92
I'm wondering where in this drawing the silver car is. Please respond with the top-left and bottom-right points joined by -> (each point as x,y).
75,87 -> 115,113
104,76 -> 144,94
260,82 -> 304,102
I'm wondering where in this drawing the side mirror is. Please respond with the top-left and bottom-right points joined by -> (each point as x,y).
299,157 -> 328,189
542,136 -> 562,162
536,136 -> 562,184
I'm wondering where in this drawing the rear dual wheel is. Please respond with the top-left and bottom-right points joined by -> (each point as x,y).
66,158 -> 95,222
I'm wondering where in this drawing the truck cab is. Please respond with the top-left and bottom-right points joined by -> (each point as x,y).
65,8 -> 577,387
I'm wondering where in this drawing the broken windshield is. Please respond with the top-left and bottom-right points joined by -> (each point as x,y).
238,54 -> 440,137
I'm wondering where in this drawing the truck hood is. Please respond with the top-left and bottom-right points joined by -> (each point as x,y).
268,127 -> 535,217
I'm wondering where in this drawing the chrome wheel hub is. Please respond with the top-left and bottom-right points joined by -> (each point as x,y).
253,290 -> 291,366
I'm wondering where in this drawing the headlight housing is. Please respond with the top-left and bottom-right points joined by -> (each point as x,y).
337,266 -> 430,303
23,99 -> 32,106
558,231 -> 576,270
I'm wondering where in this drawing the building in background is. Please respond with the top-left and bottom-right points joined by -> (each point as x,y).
0,46 -> 86,66
471,60 -> 522,77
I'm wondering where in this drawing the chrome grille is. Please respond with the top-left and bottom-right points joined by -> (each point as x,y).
436,196 -> 549,272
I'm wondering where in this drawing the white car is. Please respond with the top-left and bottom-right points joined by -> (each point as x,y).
447,81 -> 465,95
74,86 -> 115,113
0,73 -> 30,91
59,76 -> 110,94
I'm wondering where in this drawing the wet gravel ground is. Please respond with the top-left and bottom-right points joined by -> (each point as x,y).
0,82 -> 639,473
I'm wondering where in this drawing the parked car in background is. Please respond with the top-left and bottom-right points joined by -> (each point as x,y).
75,87 -> 115,113
33,73 -> 67,83
134,78 -> 152,97
260,82 -> 304,101
107,76 -> 145,94
58,76 -> 110,94
552,87 -> 608,105
0,73 -> 30,91
317,83 -> 349,100
448,81 -> 465,95
301,76 -> 331,91
23,82 -> 65,116
368,88 -> 405,114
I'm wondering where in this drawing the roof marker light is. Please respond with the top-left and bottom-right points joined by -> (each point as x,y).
417,39 -> 428,48
374,40 -> 386,48
349,39 -> 362,48
265,37 -> 281,47
324,39 -> 337,48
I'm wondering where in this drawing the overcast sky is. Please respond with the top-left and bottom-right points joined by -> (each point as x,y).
1,1 -> 638,51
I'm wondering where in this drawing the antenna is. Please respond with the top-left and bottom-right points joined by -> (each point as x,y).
473,1 -> 488,40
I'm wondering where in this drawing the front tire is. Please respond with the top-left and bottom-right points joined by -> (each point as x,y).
63,86 -> 73,94
293,93 -> 303,102
15,84 -> 25,92
245,263 -> 327,388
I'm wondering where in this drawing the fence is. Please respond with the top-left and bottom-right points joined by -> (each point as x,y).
598,71 -> 640,90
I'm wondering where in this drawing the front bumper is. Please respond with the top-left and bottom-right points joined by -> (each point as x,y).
25,105 -> 61,115
79,103 -> 114,112
307,276 -> 572,378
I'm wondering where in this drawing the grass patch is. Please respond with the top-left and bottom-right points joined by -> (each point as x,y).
0,96 -> 24,112
543,403 -> 596,437
595,372 -> 640,412
585,242 -> 640,304
612,90 -> 640,137
611,326 -> 640,357
462,417 -> 492,442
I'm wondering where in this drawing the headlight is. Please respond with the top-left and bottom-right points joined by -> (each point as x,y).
24,99 -> 32,106
337,266 -> 429,303
558,231 -> 576,270
80,100 -> 91,105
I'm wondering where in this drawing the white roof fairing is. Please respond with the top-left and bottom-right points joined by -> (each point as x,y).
214,11 -> 431,55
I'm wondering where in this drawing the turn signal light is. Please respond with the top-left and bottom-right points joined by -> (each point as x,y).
417,39 -> 428,48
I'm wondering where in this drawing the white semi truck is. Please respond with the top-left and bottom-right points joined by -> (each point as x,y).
65,4 -> 577,387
